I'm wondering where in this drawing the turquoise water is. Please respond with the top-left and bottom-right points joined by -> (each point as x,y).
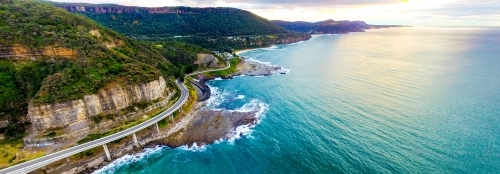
99,27 -> 500,173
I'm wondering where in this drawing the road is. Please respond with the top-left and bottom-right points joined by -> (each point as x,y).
1,60 -> 232,174
0,79 -> 189,174
186,60 -> 230,77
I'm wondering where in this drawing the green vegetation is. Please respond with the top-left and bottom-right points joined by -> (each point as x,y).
163,33 -> 310,52
0,138 -> 44,169
52,3 -> 310,52
205,57 -> 241,77
0,1 -> 207,140
55,4 -> 287,37
273,20 -> 370,34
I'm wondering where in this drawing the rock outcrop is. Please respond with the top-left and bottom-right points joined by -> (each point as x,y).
59,5 -> 240,14
28,76 -> 168,131
161,108 -> 258,148
0,44 -> 77,60
195,54 -> 219,67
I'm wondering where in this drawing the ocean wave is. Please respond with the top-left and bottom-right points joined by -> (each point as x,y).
261,45 -> 279,51
236,45 -> 279,56
245,57 -> 273,65
205,83 -> 269,143
288,40 -> 305,45
241,56 -> 291,76
219,99 -> 268,143
178,142 -> 207,152
96,77 -> 269,173
235,49 -> 253,55
92,145 -> 164,174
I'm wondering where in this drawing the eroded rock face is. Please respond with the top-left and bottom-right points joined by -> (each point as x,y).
0,44 -> 77,60
195,54 -> 219,67
162,109 -> 258,148
28,76 -> 168,131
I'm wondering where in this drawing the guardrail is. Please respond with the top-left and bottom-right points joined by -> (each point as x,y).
0,79 -> 189,174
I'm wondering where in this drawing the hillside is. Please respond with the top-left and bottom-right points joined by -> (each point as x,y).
273,20 -> 410,34
273,19 -> 370,34
54,3 -> 288,37
0,0 -> 205,141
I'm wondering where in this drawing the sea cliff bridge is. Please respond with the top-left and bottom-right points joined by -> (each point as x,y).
0,61 -> 231,174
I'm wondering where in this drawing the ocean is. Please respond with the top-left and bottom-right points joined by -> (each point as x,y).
96,27 -> 500,173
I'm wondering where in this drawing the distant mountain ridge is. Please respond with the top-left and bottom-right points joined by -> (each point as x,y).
273,19 -> 408,34
54,3 -> 288,37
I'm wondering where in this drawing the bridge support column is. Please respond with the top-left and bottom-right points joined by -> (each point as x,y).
132,133 -> 139,147
103,144 -> 111,161
170,114 -> 174,123
155,122 -> 160,133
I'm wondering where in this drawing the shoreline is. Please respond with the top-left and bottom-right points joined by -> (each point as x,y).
52,43 -> 297,174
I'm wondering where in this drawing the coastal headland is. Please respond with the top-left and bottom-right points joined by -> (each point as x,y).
28,49 -> 289,174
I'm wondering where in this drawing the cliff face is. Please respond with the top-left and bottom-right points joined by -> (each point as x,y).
195,54 -> 219,67
28,76 -> 167,131
273,20 -> 370,34
246,35 -> 311,47
59,5 -> 240,14
0,44 -> 77,60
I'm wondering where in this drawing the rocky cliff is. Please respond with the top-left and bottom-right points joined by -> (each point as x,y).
59,5 -> 240,14
28,76 -> 168,131
195,54 -> 219,67
248,35 -> 311,47
0,44 -> 77,60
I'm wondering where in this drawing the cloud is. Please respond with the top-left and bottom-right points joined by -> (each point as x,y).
178,0 -> 398,8
53,0 -> 399,8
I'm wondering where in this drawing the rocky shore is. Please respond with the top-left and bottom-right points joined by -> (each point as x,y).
152,102 -> 261,148
233,58 -> 289,76
51,54 -> 285,173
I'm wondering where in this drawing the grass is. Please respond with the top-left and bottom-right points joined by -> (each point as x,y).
0,81 -> 196,168
0,138 -> 44,169
204,57 -> 241,77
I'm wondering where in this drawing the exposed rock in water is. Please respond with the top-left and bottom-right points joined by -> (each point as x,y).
161,107 -> 259,148
233,58 -> 288,76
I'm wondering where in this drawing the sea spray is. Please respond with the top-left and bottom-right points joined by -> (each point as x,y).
92,145 -> 165,174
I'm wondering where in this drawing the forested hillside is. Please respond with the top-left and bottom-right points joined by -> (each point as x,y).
54,3 -> 288,37
273,19 -> 409,34
272,20 -> 370,34
0,0 -> 205,139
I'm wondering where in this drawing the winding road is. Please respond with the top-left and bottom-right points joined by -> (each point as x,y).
0,80 -> 188,174
0,60 -> 232,174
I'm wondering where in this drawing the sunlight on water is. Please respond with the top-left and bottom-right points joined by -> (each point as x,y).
103,27 -> 500,173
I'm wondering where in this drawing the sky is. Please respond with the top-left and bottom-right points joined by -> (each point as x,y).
51,0 -> 500,26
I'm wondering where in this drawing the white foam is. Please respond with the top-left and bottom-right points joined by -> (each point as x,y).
235,49 -> 254,55
96,89 -> 270,172
92,145 -> 165,174
245,57 -> 273,65
261,45 -> 279,51
223,100 -> 269,142
244,57 -> 291,76
288,40 -> 305,45
236,95 -> 245,99
178,142 -> 207,152
213,77 -> 223,81
226,124 -> 253,144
